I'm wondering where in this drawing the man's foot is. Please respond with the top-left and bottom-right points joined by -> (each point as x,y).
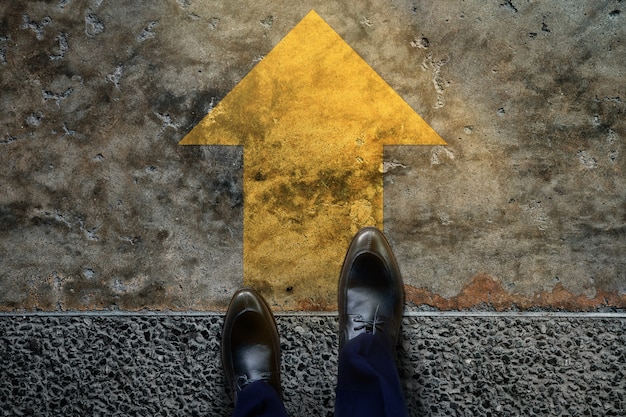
221,288 -> 281,403
338,227 -> 404,350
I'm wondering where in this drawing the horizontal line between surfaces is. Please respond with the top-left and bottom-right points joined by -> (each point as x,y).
0,311 -> 624,319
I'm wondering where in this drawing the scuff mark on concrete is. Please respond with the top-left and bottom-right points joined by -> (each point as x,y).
421,52 -> 449,109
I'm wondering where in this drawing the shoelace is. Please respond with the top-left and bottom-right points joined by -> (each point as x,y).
353,306 -> 385,335
235,372 -> 272,391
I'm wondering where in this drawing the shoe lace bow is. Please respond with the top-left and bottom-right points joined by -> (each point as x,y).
236,372 -> 272,391
353,305 -> 385,335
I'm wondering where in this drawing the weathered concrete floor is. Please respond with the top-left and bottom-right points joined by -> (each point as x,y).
1,1 -> 625,312
2,314 -> 624,416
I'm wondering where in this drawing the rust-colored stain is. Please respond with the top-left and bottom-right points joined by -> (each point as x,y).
180,10 -> 446,308
8,271 -> 625,313
405,274 -> 626,311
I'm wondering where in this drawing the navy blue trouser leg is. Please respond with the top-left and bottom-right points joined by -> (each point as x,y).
232,381 -> 289,417
335,333 -> 409,417
232,334 -> 407,417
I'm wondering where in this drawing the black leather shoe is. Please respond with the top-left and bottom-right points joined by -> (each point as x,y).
222,288 -> 281,403
338,227 -> 404,350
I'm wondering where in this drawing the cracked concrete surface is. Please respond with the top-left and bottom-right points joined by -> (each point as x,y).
0,1 -> 625,311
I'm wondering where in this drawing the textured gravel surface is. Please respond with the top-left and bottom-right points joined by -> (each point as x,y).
1,314 -> 625,416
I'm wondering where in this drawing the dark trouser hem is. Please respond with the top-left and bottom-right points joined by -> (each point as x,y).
233,380 -> 288,417
335,333 -> 409,417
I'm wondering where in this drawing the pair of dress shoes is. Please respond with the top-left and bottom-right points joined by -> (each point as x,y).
221,227 -> 405,402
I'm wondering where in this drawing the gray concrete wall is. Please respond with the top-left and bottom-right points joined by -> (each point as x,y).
1,1 -> 624,311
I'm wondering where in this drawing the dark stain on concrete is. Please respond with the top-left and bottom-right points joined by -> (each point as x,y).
117,281 -> 168,310
211,176 -> 243,212
0,202 -> 30,232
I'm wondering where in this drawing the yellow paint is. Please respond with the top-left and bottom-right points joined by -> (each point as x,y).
180,10 -> 446,308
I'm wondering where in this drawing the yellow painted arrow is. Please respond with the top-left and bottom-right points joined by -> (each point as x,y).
180,10 -> 446,309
